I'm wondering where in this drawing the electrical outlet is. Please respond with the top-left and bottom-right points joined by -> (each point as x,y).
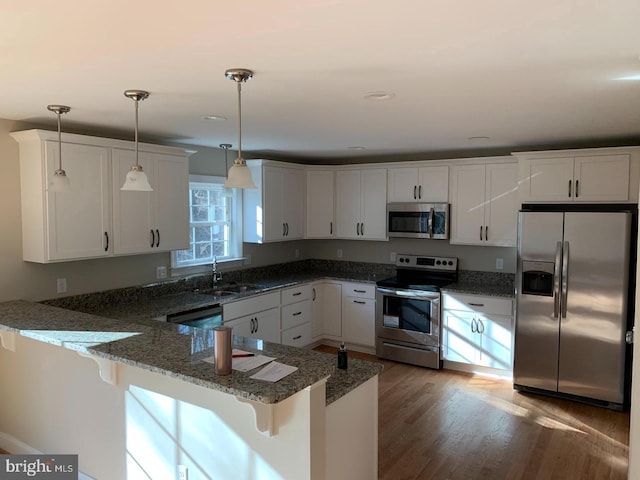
177,465 -> 188,480
156,266 -> 167,279
390,252 -> 397,262
294,248 -> 300,258
56,278 -> 67,294
496,258 -> 504,270
337,249 -> 343,259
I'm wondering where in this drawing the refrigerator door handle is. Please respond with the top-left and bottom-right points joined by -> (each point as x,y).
553,241 -> 562,318
561,241 -> 570,318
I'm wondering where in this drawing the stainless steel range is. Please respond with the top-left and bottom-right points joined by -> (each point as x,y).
375,254 -> 458,369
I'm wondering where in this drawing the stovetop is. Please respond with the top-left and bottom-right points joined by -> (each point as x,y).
376,254 -> 458,291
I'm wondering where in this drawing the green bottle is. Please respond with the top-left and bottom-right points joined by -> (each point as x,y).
338,342 -> 348,370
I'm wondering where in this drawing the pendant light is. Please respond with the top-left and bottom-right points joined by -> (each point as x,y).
223,69 -> 257,189
220,143 -> 233,180
47,105 -> 71,193
121,90 -> 153,191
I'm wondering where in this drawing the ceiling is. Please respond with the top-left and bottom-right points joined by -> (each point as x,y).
3,0 -> 640,162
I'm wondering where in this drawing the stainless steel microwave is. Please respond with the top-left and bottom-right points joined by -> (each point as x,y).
387,203 -> 449,239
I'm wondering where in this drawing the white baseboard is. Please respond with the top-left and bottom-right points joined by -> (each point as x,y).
0,432 -> 96,480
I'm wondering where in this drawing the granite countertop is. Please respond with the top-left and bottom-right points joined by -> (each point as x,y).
441,281 -> 515,298
0,300 -> 383,405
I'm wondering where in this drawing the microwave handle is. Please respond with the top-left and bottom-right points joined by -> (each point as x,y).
429,207 -> 434,238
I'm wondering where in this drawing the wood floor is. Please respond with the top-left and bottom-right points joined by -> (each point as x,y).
315,345 -> 630,480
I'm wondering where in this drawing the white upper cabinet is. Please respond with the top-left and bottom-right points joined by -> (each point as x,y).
336,168 -> 387,240
514,148 -> 638,203
306,170 -> 335,238
244,161 -> 305,243
112,149 -> 189,255
387,165 -> 449,203
12,129 -> 190,263
450,161 -> 518,247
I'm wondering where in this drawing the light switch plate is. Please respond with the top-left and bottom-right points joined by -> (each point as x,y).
56,278 -> 67,294
156,266 -> 167,279
496,258 -> 504,270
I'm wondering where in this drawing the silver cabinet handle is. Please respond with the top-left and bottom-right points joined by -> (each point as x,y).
429,207 -> 434,238
283,223 -> 286,236
330,221 -> 333,235
293,291 -> 302,296
150,229 -> 155,248
356,222 -> 360,235
285,222 -> 289,236
471,318 -> 477,333
293,311 -> 302,316
155,229 -> 160,247
561,241 -> 569,318
104,232 -> 109,252
485,225 -> 488,241
312,287 -> 316,301
418,185 -> 422,199
250,318 -> 255,333
361,223 -> 364,236
568,179 -> 572,197
293,335 -> 302,340
479,226 -> 483,241
414,185 -> 417,200
477,319 -> 485,334
468,303 -> 484,307
354,289 -> 366,293
575,179 -> 579,198
353,300 -> 366,304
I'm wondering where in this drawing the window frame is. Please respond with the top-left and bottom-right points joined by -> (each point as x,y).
171,174 -> 244,275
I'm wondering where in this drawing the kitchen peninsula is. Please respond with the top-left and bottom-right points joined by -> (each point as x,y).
0,300 -> 382,480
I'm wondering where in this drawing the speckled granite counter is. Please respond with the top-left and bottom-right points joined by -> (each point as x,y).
0,300 -> 382,405
442,270 -> 515,298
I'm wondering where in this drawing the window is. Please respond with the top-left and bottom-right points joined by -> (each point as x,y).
172,175 -> 242,270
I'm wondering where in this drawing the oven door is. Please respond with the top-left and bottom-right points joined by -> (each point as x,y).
375,287 -> 440,347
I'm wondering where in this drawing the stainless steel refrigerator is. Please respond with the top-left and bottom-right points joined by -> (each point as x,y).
514,206 -> 635,409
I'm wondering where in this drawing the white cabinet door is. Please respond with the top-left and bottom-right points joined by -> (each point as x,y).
450,164 -> 486,245
477,313 -> 513,370
360,169 -> 388,240
306,170 -> 335,238
450,162 -> 518,246
336,170 -> 362,239
317,282 -> 343,339
281,322 -> 313,347
574,155 -> 630,202
226,307 -> 281,343
484,163 -> 518,247
387,167 -> 419,202
336,168 -> 387,240
111,148 -> 155,255
442,310 -> 478,364
244,162 -> 305,243
42,141 -> 111,261
519,157 -> 574,203
153,153 -> 189,251
342,296 -> 375,347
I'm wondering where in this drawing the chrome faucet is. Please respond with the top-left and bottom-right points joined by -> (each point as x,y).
212,256 -> 222,288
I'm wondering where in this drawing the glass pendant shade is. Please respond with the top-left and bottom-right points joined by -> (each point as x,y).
224,158 -> 257,189
49,169 -> 71,193
121,165 -> 153,191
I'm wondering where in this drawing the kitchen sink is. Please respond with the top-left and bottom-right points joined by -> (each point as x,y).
193,284 -> 259,297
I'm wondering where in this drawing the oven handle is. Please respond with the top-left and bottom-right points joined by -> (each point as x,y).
376,287 -> 441,300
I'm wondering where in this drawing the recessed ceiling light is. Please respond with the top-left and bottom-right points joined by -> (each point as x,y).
363,91 -> 395,101
615,74 -> 640,81
204,115 -> 227,121
468,136 -> 491,141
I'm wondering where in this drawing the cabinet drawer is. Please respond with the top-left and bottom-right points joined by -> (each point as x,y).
442,292 -> 513,316
281,322 -> 312,347
281,283 -> 313,305
281,299 -> 312,330
223,291 -> 280,321
341,282 -> 376,299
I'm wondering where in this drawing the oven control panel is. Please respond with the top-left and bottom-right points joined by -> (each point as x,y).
395,254 -> 457,271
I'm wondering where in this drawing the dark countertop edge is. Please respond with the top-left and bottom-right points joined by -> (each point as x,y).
441,283 -> 515,298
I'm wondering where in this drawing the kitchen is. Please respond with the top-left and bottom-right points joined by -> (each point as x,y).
2,1 -> 640,479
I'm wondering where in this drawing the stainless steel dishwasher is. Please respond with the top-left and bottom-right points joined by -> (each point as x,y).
166,304 -> 223,330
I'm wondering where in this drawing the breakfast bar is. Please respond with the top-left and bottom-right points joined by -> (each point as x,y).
0,300 -> 382,479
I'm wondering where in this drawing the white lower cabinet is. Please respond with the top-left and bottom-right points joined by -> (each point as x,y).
223,292 -> 281,343
441,292 -> 514,371
341,282 -> 376,348
312,281 -> 343,340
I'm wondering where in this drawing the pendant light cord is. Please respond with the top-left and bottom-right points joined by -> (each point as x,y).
56,112 -> 62,171
134,98 -> 139,168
